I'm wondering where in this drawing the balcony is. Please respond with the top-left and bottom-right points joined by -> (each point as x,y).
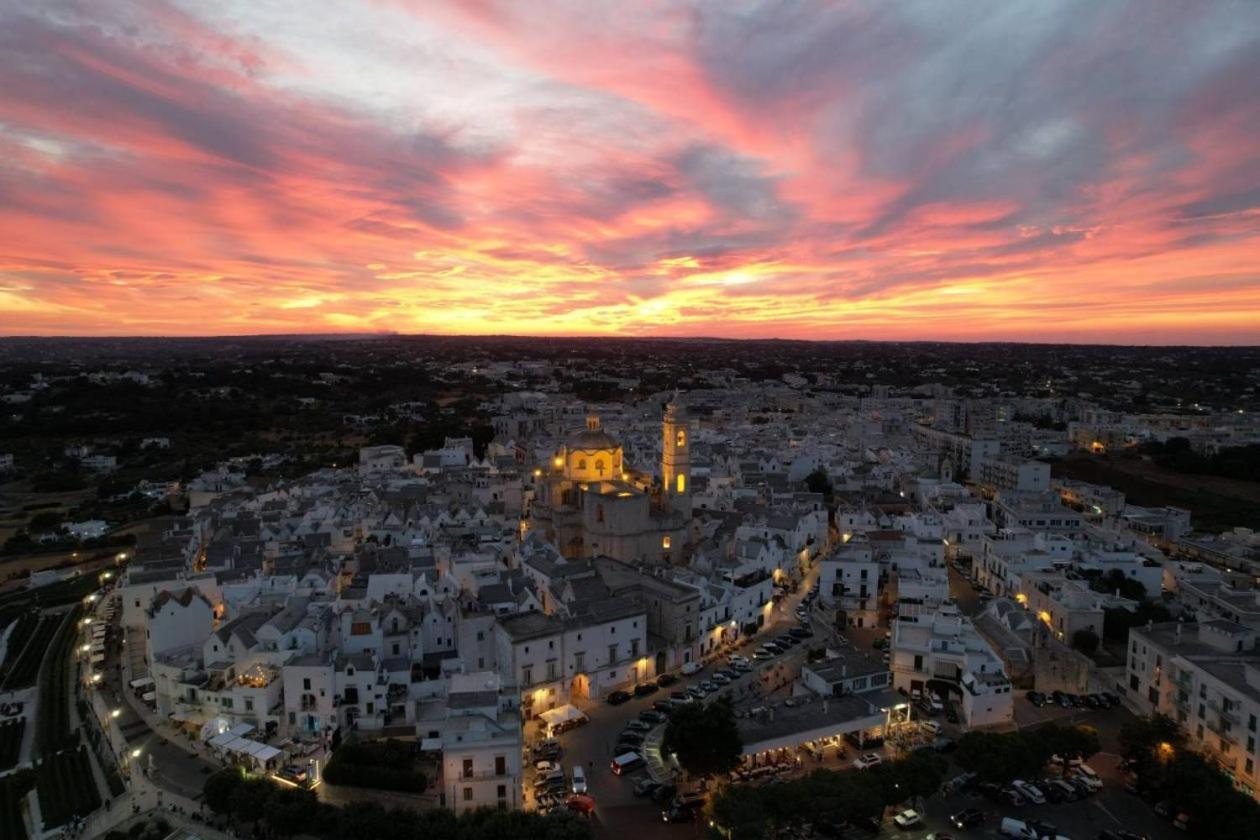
1209,700 -> 1240,724
459,768 -> 512,781
1206,717 -> 1237,743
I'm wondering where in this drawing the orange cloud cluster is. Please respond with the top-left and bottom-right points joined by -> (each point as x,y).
0,1 -> 1257,342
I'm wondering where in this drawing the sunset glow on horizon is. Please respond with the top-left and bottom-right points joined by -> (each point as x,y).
2,1 -> 1258,343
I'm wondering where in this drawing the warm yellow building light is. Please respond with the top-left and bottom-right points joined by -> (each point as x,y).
662,536 -> 671,549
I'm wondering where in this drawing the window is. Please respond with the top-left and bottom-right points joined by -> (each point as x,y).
495,756 -> 506,775
631,639 -> 640,658
303,678 -> 311,690
245,699 -> 254,712
477,631 -> 484,641
677,430 -> 686,447
596,504 -> 605,523
463,787 -> 473,802
1248,759 -> 1255,775
522,666 -> 532,685
351,621 -> 371,635
578,458 -> 587,470
497,784 -> 507,799
609,644 -> 618,663
547,660 -> 558,680
662,535 -> 671,549
463,759 -> 474,779
574,652 -> 585,672
676,474 -> 686,493
595,458 -> 605,475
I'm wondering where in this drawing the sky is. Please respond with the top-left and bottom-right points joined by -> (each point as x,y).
1,0 -> 1258,343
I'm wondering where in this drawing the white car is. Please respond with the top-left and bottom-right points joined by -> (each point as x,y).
921,720 -> 942,736
853,753 -> 882,769
681,661 -> 703,675
1011,779 -> 1046,804
571,766 -> 586,794
892,809 -> 923,829
728,655 -> 749,667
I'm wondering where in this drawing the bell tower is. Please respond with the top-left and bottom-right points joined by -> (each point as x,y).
661,395 -> 691,519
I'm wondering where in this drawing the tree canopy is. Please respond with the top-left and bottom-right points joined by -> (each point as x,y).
954,724 -> 1099,783
662,697 -> 744,779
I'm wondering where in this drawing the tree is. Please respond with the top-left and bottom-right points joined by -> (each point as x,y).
1071,628 -> 1099,654
874,750 -> 947,802
202,768 -> 241,815
662,697 -> 743,779
804,468 -> 833,497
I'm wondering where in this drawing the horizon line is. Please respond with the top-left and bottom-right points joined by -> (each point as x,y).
1,331 -> 1258,349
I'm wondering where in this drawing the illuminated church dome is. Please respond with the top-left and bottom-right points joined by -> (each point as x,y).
559,414 -> 623,481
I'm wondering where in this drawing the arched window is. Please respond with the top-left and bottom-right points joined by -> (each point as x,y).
595,458 -> 605,475
677,429 -> 686,447
578,458 -> 587,470
662,535 -> 671,549
596,504 -> 605,523
676,474 -> 686,493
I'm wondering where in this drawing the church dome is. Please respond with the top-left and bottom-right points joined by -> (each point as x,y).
566,428 -> 619,451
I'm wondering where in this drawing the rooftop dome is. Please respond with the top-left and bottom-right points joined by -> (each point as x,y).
566,427 -> 620,451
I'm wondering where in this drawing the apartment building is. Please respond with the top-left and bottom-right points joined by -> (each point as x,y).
819,543 -> 880,628
1127,621 -> 1260,799
890,605 -> 1013,727
977,455 -> 1051,494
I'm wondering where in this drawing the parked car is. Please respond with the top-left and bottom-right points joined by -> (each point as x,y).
650,782 -> 678,803
1026,691 -> 1047,707
571,766 -> 587,794
633,777 -> 660,797
711,672 -> 731,686
853,753 -> 883,769
921,720 -> 943,736
998,817 -> 1038,839
978,782 -> 1005,803
728,654 -> 750,667
634,682 -> 659,696
681,661 -> 703,675
610,752 -> 644,775
892,809 -> 923,829
670,691 -> 689,702
933,737 -> 956,753
661,794 -> 705,823
700,680 -> 717,693
1011,780 -> 1046,804
617,731 -> 645,746
607,690 -> 632,705
625,719 -> 652,733
945,705 -> 960,723
656,672 -> 678,687
639,709 -> 667,724
686,686 -> 706,700
950,808 -> 986,830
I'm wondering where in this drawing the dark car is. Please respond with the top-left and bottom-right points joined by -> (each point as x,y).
945,706 -> 960,724
933,737 -> 956,753
640,709 -> 667,724
1026,691 -> 1047,707
662,803 -> 701,823
950,808 -> 986,830
1027,820 -> 1059,839
1101,691 -> 1121,708
789,627 -> 810,638
653,700 -> 676,714
633,777 -> 660,797
656,673 -> 678,687
633,682 -> 659,697
978,782 -> 1005,803
607,690 -> 632,705
617,731 -> 645,746
670,691 -> 689,702
650,783 -> 678,803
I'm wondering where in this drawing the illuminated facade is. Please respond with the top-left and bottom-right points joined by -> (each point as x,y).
528,400 -> 691,565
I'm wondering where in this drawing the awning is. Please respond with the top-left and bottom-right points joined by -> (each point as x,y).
419,737 -> 442,752
538,704 -> 587,727
142,691 -> 156,701
129,677 -> 154,689
228,722 -> 255,738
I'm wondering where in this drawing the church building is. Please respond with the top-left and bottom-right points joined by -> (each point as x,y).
528,397 -> 692,565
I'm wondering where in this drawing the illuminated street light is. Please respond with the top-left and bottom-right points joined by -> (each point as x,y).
111,709 -> 122,718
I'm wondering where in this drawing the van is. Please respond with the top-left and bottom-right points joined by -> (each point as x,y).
610,752 -> 644,775
999,817 -> 1038,839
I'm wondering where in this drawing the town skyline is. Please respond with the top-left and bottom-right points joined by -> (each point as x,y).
2,1 -> 1259,343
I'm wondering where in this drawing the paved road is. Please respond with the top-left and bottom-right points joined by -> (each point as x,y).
536,565 -> 825,838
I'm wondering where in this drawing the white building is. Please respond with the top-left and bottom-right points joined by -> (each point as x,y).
890,606 -> 1013,727
1127,620 -> 1260,800
819,543 -> 880,629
